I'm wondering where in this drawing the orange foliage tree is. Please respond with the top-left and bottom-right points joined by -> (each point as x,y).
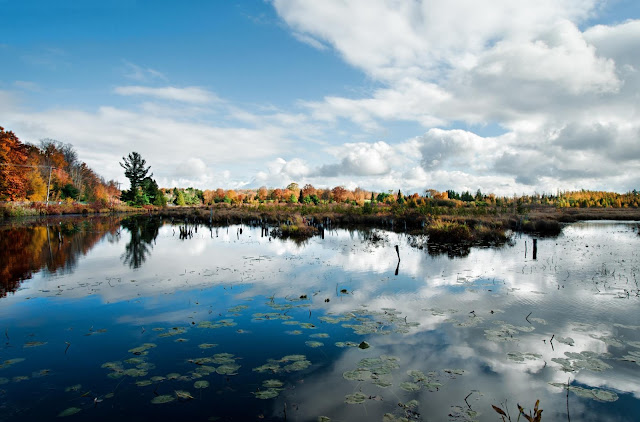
0,127 -> 28,200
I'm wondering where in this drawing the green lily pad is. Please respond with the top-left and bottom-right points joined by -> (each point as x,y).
305,341 -> 324,348
345,392 -> 367,404
198,343 -> 218,349
400,382 -> 421,392
175,390 -> 194,400
263,379 -> 284,388
151,395 -> 175,404
216,364 -> 241,375
253,389 -> 280,399
194,380 -> 210,389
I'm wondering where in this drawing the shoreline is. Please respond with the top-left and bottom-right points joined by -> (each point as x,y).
3,202 -> 638,243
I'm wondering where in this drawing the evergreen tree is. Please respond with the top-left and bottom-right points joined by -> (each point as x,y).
120,152 -> 152,202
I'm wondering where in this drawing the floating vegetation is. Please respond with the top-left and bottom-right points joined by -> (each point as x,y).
128,343 -> 157,355
1,358 -> 25,369
590,334 -> 625,348
216,364 -> 241,375
253,354 -> 312,374
444,369 -> 465,376
198,319 -> 237,329
485,323 -> 534,342
24,341 -> 47,348
358,341 -> 370,349
253,312 -> 293,321
136,379 -> 152,387
406,370 -> 442,391
305,341 -> 324,348
159,327 -> 188,337
507,352 -> 542,362
344,392 -> 368,404
549,383 -> 619,402
555,337 -> 575,346
174,338 -> 189,343
65,384 -> 82,392
13,375 -> 29,382
253,389 -> 280,399
175,390 -> 194,400
343,355 -> 400,388
228,305 -> 249,313
198,343 -> 218,349
335,341 -> 359,348
194,380 -> 209,389
551,351 -> 612,372
399,381 -> 421,392
310,333 -> 330,338
286,330 -> 303,335
263,379 -> 284,388
151,395 -> 175,404
621,349 -> 640,365
57,407 -> 82,417
448,405 -> 478,421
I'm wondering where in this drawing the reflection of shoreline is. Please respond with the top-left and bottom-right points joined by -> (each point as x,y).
0,216 -> 122,297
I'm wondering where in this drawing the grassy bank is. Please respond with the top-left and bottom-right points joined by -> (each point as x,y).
0,201 -> 144,220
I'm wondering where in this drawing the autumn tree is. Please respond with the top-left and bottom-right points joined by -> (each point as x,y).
331,186 -> 347,203
257,186 -> 268,202
0,127 -> 28,200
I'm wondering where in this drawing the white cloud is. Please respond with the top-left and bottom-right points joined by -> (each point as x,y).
316,141 -> 401,176
114,85 -> 218,104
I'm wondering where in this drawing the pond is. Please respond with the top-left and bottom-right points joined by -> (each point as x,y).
1,216 -> 639,421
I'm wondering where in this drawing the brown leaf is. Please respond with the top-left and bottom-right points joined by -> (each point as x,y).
491,405 -> 507,416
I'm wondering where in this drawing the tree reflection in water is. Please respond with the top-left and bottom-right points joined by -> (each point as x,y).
0,217 -> 121,296
120,216 -> 162,269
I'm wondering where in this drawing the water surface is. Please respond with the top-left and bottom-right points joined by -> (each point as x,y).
1,217 -> 639,421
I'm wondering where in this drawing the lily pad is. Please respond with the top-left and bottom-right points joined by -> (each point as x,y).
58,407 -> 82,417
305,341 -> 324,348
263,379 -> 284,388
198,343 -> 218,349
253,389 -> 280,399
24,341 -> 47,348
216,364 -> 241,375
345,392 -> 367,404
175,390 -> 194,400
194,380 -> 210,389
400,382 -> 421,392
151,395 -> 175,404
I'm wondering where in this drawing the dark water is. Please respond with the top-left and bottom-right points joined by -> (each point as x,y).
1,216 -> 639,421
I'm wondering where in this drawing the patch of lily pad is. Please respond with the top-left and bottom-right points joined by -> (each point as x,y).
549,383 -> 618,402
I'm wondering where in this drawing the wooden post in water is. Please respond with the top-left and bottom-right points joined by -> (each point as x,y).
532,239 -> 538,260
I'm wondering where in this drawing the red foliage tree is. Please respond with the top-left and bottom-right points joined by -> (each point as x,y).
0,127 -> 28,200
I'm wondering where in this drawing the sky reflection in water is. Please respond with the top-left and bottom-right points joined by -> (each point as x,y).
0,217 -> 639,421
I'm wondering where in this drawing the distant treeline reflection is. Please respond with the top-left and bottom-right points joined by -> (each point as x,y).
0,217 -> 121,297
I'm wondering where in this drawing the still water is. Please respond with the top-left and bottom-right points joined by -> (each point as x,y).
1,216 -> 639,421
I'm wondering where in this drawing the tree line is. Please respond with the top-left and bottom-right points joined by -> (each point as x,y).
0,126 -> 119,205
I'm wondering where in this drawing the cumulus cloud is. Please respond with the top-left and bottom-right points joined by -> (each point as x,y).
114,86 -> 218,104
315,141 -> 399,176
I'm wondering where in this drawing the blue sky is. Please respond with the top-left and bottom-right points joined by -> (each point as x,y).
1,0 -> 639,194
